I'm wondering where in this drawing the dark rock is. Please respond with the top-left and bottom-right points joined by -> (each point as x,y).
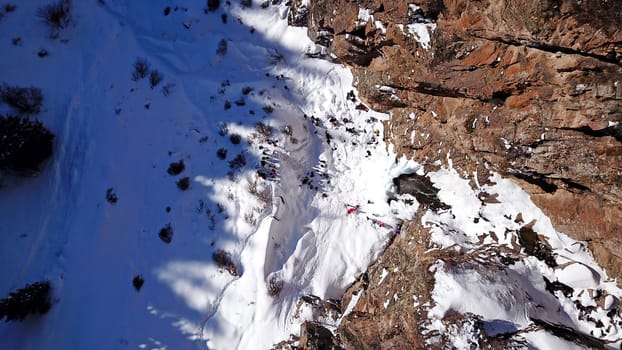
543,276 -> 573,298
530,318 -> 608,350
393,173 -> 449,210
299,321 -> 339,350
518,223 -> 557,267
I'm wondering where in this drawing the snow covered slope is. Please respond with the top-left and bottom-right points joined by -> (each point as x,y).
1,1 -> 621,350
0,1 -> 414,349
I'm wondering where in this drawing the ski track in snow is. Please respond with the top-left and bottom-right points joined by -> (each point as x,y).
1,1 -> 621,350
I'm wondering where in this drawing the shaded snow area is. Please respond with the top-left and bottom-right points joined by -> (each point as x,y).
0,1 -> 414,349
1,1 -> 621,350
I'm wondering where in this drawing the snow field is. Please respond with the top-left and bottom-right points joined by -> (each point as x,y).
0,1 -> 417,349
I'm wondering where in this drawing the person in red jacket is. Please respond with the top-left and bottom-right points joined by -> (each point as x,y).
347,205 -> 360,214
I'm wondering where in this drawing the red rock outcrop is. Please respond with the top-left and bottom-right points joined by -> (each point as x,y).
293,0 -> 622,282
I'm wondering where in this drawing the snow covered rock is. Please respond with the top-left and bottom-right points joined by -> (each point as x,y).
303,0 -> 622,285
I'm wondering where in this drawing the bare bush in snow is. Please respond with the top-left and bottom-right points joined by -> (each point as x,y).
131,57 -> 150,81
0,281 -> 52,322
255,122 -> 273,139
216,148 -> 227,160
37,0 -> 71,32
229,154 -> 246,170
206,0 -> 220,12
0,84 -> 44,115
0,115 -> 54,174
176,177 -> 190,190
267,274 -> 283,297
216,39 -> 227,55
149,70 -> 163,89
167,160 -> 185,175
212,249 -> 238,276
248,179 -> 272,206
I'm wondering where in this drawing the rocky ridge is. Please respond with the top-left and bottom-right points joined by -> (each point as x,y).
290,0 -> 622,278
283,0 -> 622,349
293,0 -> 622,287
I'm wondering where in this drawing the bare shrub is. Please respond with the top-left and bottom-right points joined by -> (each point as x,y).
207,0 -> 220,12
0,84 -> 44,115
229,133 -> 241,144
37,0 -> 71,31
0,281 -> 52,322
105,188 -> 118,204
227,171 -> 235,181
243,212 -> 257,226
159,223 -> 173,244
248,179 -> 271,204
176,176 -> 190,190
247,180 -> 258,195
229,154 -> 246,170
132,275 -> 144,292
161,83 -> 175,96
216,148 -> 227,160
219,79 -> 230,91
216,39 -> 227,55
255,122 -> 273,138
282,124 -> 293,137
149,70 -> 163,89
256,186 -> 272,204
167,160 -> 185,175
262,105 -> 274,114
131,57 -> 150,81
218,123 -> 229,136
267,49 -> 284,65
212,249 -> 238,276
0,115 -> 54,174
267,274 -> 284,297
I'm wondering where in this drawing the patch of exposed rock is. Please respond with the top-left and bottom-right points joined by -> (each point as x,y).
292,0 -> 622,283
337,216 -> 437,349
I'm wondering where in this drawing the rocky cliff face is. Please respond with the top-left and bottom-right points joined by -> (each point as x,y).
286,0 -> 622,348
293,0 -> 622,283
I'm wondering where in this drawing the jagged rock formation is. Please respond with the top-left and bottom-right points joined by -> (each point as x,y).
292,0 -> 622,282
282,0 -> 622,348
337,217 -> 436,349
